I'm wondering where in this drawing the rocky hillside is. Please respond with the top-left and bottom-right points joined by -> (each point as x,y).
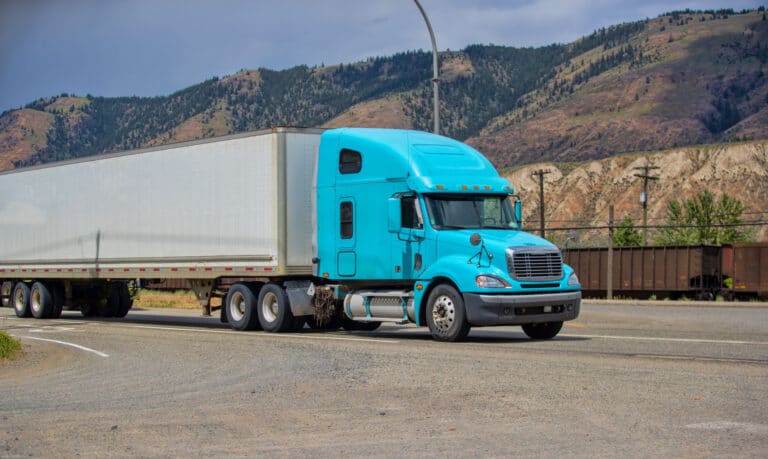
2,9 -> 766,172
506,140 -> 768,244
470,9 -> 768,165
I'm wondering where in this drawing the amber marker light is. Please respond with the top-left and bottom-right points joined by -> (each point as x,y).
416,284 -> 423,290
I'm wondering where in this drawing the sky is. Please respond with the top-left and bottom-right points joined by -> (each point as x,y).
0,0 -> 763,113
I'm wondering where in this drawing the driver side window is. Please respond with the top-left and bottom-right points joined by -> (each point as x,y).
401,196 -> 423,229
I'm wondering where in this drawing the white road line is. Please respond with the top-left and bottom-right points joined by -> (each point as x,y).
125,324 -> 399,344
28,327 -> 78,333
14,335 -> 110,357
561,333 -> 768,346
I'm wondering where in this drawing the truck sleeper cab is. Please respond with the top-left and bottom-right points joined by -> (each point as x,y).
314,128 -> 581,341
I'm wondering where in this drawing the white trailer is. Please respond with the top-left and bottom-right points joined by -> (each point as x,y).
0,127 -> 321,318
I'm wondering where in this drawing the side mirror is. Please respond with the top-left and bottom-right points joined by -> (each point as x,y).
514,200 -> 522,226
387,197 -> 401,233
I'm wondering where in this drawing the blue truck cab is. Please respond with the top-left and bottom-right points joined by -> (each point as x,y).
315,128 -> 581,341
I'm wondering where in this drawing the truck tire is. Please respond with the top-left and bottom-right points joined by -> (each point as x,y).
12,282 -> 31,318
257,283 -> 297,333
80,302 -> 98,317
521,321 -> 563,340
30,282 -> 54,319
425,284 -> 471,342
1,281 -> 13,308
50,283 -> 65,319
100,286 -> 121,318
225,283 -> 261,331
114,282 -> 132,318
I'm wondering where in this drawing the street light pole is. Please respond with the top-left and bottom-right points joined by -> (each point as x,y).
413,0 -> 439,134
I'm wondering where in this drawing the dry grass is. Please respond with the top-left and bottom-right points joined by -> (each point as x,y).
132,289 -> 202,310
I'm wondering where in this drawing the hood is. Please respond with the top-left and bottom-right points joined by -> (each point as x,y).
438,229 -> 557,255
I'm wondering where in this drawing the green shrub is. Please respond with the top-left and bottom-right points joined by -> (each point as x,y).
0,331 -> 21,360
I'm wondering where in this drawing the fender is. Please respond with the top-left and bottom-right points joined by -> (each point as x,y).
412,255 -> 508,326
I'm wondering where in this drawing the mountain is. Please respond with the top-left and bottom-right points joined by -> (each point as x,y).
468,9 -> 768,165
2,9 -> 766,172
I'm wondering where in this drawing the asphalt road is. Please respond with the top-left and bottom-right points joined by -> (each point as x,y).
1,302 -> 766,457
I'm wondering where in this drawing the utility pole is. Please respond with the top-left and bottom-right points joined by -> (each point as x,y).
607,205 -> 614,300
413,0 -> 439,134
633,163 -> 659,245
531,169 -> 550,238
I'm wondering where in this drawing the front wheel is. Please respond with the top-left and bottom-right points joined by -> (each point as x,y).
425,284 -> 470,342
521,321 -> 563,340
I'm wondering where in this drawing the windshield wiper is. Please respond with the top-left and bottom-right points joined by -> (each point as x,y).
437,224 -> 471,230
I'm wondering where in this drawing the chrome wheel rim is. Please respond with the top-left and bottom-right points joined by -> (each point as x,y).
30,288 -> 42,316
261,292 -> 278,323
431,295 -> 455,332
229,291 -> 245,322
13,288 -> 25,313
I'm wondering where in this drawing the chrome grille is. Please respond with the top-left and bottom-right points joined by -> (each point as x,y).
506,247 -> 563,281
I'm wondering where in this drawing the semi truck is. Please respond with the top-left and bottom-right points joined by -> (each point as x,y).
0,127 -> 581,341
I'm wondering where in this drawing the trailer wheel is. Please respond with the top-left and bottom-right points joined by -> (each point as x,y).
521,321 -> 563,340
12,282 -> 31,318
30,282 -> 54,319
257,283 -> 297,333
80,302 -> 98,317
114,283 -> 132,318
50,283 -> 65,319
225,283 -> 261,331
1,281 -> 13,308
99,288 -> 120,318
425,284 -> 470,342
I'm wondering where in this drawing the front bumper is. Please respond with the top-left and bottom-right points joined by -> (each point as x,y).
463,291 -> 581,326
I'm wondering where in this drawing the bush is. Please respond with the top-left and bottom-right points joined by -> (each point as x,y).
0,331 -> 21,360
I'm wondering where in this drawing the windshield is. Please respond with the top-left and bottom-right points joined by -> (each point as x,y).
425,194 -> 519,230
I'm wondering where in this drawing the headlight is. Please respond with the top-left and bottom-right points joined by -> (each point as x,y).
476,275 -> 510,288
568,272 -> 580,286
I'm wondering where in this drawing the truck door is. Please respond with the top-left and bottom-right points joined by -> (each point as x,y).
390,193 -> 426,280
336,198 -> 356,277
